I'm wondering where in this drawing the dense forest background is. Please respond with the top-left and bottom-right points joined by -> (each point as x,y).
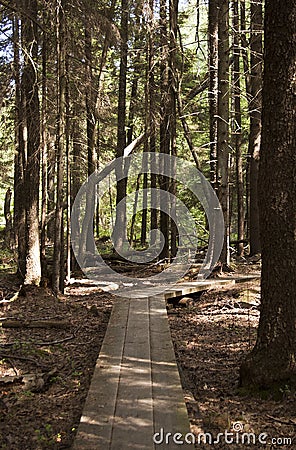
0,0 -> 264,291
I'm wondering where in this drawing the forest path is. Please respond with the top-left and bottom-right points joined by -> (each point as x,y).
73,276 -> 259,449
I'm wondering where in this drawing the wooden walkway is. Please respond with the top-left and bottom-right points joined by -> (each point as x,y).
73,277 -> 258,449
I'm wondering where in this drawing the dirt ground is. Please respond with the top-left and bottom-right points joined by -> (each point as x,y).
0,266 -> 295,449
0,279 -> 113,449
169,278 -> 296,449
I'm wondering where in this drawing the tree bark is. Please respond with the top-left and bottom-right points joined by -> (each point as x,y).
22,0 -> 41,286
113,0 -> 129,253
130,173 -> 142,244
208,0 -> 218,190
40,11 -> 48,272
248,0 -> 262,256
240,0 -> 296,389
46,135 -> 56,243
159,0 -> 170,262
232,0 -> 244,257
4,188 -> 12,248
169,0 -> 178,258
85,28 -> 97,178
148,0 -> 158,245
217,0 -> 230,265
12,13 -> 26,274
240,0 -> 250,242
85,27 -> 97,253
52,0 -> 66,294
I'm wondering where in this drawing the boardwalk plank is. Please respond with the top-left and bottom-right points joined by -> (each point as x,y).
73,298 -> 130,449
150,296 -> 193,449
110,297 -> 154,449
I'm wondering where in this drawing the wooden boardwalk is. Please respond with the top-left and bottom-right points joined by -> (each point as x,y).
73,277 -> 259,449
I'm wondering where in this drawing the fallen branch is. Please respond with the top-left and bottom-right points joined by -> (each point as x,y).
266,414 -> 296,427
0,353 -> 43,366
191,309 -> 258,316
0,329 -> 78,347
0,319 -> 71,329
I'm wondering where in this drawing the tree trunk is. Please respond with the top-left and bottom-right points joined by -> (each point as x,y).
140,149 -> 148,247
217,0 -> 230,265
4,188 -> 12,248
46,135 -> 56,242
52,0 -> 66,294
113,0 -> 129,253
70,101 -> 82,271
12,14 -> 26,276
248,0 -> 262,256
22,0 -> 41,286
232,0 -> 244,257
130,173 -> 142,244
148,0 -> 158,245
240,0 -> 250,242
65,57 -> 71,283
240,0 -> 296,389
159,0 -> 170,262
169,0 -> 178,259
208,0 -> 218,190
85,27 -> 96,253
40,12 -> 48,273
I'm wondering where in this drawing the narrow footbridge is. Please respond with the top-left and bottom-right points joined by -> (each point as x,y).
73,276 -> 258,449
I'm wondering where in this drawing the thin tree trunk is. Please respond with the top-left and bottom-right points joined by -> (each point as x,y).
85,29 -> 96,177
169,0 -> 178,259
159,0 -> 170,262
141,37 -> 149,247
85,27 -> 96,253
141,149 -> 148,247
12,14 -> 26,277
130,173 -> 142,245
217,0 -> 230,265
47,136 -> 56,242
52,0 -> 66,294
177,30 -> 201,170
233,0 -> 244,257
65,57 -> 71,283
248,0 -> 262,256
240,0 -> 251,95
127,34 -> 141,147
70,102 -> 82,271
4,188 -> 12,248
71,102 -> 82,204
208,0 -> 218,189
113,0 -> 129,253
240,0 -> 250,242
40,13 -> 48,273
148,0 -> 158,245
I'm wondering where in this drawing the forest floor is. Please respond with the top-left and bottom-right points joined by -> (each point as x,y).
0,259 -> 295,449
169,275 -> 295,449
